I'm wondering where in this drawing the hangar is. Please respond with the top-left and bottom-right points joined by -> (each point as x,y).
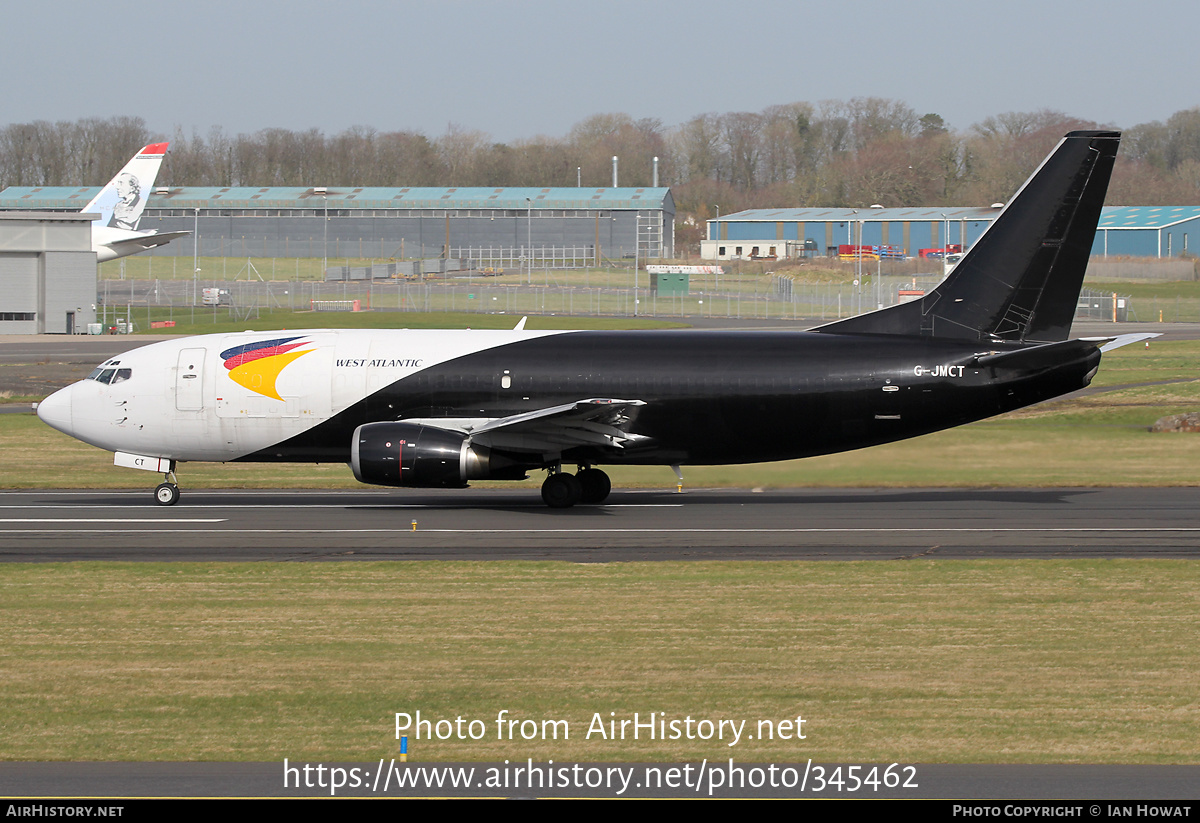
1093,207 -> 1200,258
703,206 -> 1200,260
703,206 -> 1003,260
0,186 -> 676,266
0,212 -> 96,334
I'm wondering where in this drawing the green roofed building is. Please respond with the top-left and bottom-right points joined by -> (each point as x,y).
0,186 -> 676,266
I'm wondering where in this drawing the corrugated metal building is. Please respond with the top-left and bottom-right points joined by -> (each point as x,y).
1093,207 -> 1200,257
0,186 -> 675,264
703,206 -> 1005,260
0,213 -> 96,334
702,206 -> 1200,260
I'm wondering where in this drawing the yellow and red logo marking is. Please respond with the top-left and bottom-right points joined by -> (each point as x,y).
220,336 -> 312,400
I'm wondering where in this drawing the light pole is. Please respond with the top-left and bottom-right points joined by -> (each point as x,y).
577,167 -> 581,187
877,249 -> 882,309
322,192 -> 328,274
192,207 -> 199,324
633,211 -> 639,317
713,205 -> 721,289
941,212 -> 950,279
525,197 -> 532,285
851,209 -> 860,314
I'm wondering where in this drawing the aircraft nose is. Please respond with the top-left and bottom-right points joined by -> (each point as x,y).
36,385 -> 74,434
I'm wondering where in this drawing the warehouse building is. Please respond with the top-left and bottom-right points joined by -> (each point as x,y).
1093,207 -> 1200,257
703,206 -> 1004,260
0,186 -> 675,265
0,212 -> 96,334
702,206 -> 1200,260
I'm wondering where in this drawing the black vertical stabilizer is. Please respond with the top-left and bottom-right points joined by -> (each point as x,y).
814,130 -> 1119,342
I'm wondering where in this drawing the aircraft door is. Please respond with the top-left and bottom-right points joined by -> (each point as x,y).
175,348 -> 206,411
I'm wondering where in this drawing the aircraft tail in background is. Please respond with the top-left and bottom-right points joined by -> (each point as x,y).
82,142 -> 168,230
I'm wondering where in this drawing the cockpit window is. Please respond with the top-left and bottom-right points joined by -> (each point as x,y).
87,363 -> 131,384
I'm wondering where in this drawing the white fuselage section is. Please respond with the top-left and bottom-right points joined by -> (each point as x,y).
36,329 -> 564,462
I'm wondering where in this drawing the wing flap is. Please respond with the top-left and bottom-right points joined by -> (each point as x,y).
469,398 -> 648,454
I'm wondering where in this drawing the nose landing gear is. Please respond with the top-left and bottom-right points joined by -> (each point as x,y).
154,469 -> 180,506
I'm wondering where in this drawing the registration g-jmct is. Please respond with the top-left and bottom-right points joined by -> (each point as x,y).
913,364 -> 966,378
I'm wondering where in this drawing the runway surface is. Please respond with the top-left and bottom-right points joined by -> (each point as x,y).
2,486 -> 1197,561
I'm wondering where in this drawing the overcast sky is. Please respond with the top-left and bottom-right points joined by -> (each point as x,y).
5,0 -> 1197,140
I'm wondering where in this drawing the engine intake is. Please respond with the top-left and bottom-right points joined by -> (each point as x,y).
351,422 -> 526,488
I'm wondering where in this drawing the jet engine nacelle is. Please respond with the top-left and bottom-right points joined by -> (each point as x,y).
351,422 -> 526,488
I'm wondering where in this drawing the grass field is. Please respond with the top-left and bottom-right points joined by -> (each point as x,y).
2,560 -> 1199,763
99,255 -> 859,288
119,310 -> 686,338
2,326 -> 1198,766
4,338 -> 1199,490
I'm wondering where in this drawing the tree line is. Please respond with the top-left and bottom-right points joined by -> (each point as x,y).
3,102 -> 1199,246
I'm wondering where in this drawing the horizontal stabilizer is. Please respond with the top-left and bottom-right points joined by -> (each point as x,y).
1079,332 -> 1161,352
972,338 -> 1100,370
102,230 -> 190,256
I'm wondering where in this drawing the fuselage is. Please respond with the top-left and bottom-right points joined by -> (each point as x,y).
36,328 -> 1102,470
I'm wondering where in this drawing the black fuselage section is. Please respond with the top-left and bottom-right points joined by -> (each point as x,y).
241,330 -> 1101,468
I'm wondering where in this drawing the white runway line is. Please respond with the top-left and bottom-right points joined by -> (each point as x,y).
0,503 -> 684,510
1,526 -> 1196,534
0,519 -> 226,524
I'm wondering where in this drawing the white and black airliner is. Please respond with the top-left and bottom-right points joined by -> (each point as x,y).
38,131 -> 1144,507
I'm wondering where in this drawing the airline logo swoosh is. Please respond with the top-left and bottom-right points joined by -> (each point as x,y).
220,336 -> 313,400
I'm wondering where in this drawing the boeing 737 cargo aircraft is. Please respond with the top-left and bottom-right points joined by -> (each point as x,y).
38,131 -> 1143,507
84,142 -> 189,262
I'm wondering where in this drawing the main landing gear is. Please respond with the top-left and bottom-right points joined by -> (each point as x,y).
154,470 -> 180,506
541,465 -> 611,508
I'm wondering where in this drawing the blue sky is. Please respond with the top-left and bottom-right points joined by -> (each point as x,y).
6,0 -> 1197,139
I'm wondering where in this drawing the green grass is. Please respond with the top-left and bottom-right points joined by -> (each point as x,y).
2,560 -> 1198,763
124,310 -> 686,337
7,338 -> 1199,490
8,400 -> 1200,491
1084,338 -> 1200,388
5,335 -> 1200,766
100,255 -> 856,288
1087,280 -> 1200,300
1085,281 -> 1200,322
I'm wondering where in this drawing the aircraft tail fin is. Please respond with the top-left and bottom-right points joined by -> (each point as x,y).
814,130 -> 1120,343
82,142 -> 169,231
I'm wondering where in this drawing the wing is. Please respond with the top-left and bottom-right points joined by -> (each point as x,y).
467,398 -> 649,457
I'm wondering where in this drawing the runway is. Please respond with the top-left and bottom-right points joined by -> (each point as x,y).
2,486 -> 1197,561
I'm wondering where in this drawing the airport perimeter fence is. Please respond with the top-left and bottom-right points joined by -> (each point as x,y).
94,275 -> 1154,329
